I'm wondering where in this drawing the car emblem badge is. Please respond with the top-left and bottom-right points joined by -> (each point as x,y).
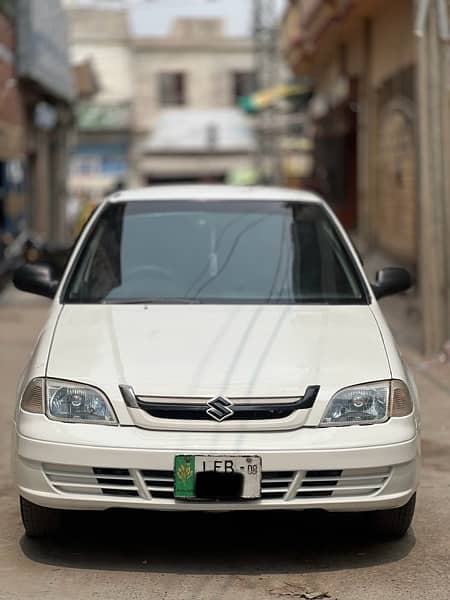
206,396 -> 234,422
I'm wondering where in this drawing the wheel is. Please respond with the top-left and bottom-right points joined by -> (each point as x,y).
20,496 -> 63,538
367,493 -> 416,539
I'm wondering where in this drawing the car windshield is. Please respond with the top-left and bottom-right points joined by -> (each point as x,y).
63,200 -> 367,305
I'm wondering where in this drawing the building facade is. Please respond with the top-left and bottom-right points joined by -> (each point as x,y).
281,0 -> 450,354
282,0 -> 417,246
65,5 -> 258,189
66,6 -> 132,202
0,0 -> 25,244
67,7 -> 132,105
17,0 -> 74,244
132,18 -> 257,184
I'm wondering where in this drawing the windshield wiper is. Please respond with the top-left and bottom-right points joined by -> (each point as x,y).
102,297 -> 202,305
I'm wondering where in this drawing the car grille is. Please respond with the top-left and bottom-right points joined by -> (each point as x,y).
135,386 -> 320,422
44,464 -> 391,502
141,469 -> 297,500
296,467 -> 391,498
141,470 -> 174,499
44,465 -> 140,498
260,471 -> 296,499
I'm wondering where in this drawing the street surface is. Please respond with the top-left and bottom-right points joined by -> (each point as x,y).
0,287 -> 449,600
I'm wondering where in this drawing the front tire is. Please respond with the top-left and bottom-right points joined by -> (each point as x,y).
367,493 -> 416,539
20,496 -> 63,538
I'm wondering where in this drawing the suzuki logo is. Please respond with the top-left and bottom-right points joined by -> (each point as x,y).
206,396 -> 234,422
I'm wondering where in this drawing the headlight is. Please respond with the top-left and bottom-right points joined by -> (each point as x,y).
46,379 -> 117,425
320,380 -> 413,427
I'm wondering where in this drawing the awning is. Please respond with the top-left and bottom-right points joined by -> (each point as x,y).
142,108 -> 255,153
138,154 -> 254,177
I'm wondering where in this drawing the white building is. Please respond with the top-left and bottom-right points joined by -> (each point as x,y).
140,108 -> 256,184
65,4 -> 133,201
67,5 -> 132,104
65,3 -> 258,193
133,17 -> 257,184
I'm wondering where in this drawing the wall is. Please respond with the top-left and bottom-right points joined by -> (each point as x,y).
71,44 -> 132,103
368,0 -> 417,263
0,11 -> 23,159
281,0 -> 445,350
0,8 -> 25,237
283,0 -> 417,258
16,0 -> 74,243
66,7 -> 133,197
67,8 -> 132,104
17,0 -> 74,102
133,44 -> 254,134
371,0 -> 416,88
346,23 -> 365,78
68,7 -> 128,41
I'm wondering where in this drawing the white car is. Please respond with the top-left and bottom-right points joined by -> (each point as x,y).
12,186 -> 419,539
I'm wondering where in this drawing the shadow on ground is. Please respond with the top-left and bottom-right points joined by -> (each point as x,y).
20,509 -> 415,574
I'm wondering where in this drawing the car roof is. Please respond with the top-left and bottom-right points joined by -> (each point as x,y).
108,185 -> 325,205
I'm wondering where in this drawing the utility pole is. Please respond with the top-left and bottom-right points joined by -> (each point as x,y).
253,0 -> 281,184
415,0 -> 450,354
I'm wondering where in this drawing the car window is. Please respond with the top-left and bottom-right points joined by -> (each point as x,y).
64,200 -> 368,305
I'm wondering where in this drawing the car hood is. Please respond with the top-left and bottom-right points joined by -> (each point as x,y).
47,304 -> 391,398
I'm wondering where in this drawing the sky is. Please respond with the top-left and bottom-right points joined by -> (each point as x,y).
69,0 -> 287,38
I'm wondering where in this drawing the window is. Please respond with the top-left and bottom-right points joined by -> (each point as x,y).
159,72 -> 186,106
64,200 -> 368,305
232,71 -> 257,103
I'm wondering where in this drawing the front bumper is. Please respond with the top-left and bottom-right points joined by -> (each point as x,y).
14,413 -> 419,513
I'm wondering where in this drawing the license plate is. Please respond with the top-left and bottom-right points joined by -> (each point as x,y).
174,455 -> 261,499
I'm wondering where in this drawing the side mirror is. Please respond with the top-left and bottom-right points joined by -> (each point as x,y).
372,267 -> 412,300
40,243 -> 72,279
13,263 -> 60,299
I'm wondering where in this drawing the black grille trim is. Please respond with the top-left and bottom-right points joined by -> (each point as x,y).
93,467 -> 139,497
296,469 -> 342,499
136,386 -> 320,421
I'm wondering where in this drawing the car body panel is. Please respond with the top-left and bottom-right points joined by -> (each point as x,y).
16,411 -> 417,450
45,303 -> 391,431
15,302 -> 62,421
13,185 -> 420,515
